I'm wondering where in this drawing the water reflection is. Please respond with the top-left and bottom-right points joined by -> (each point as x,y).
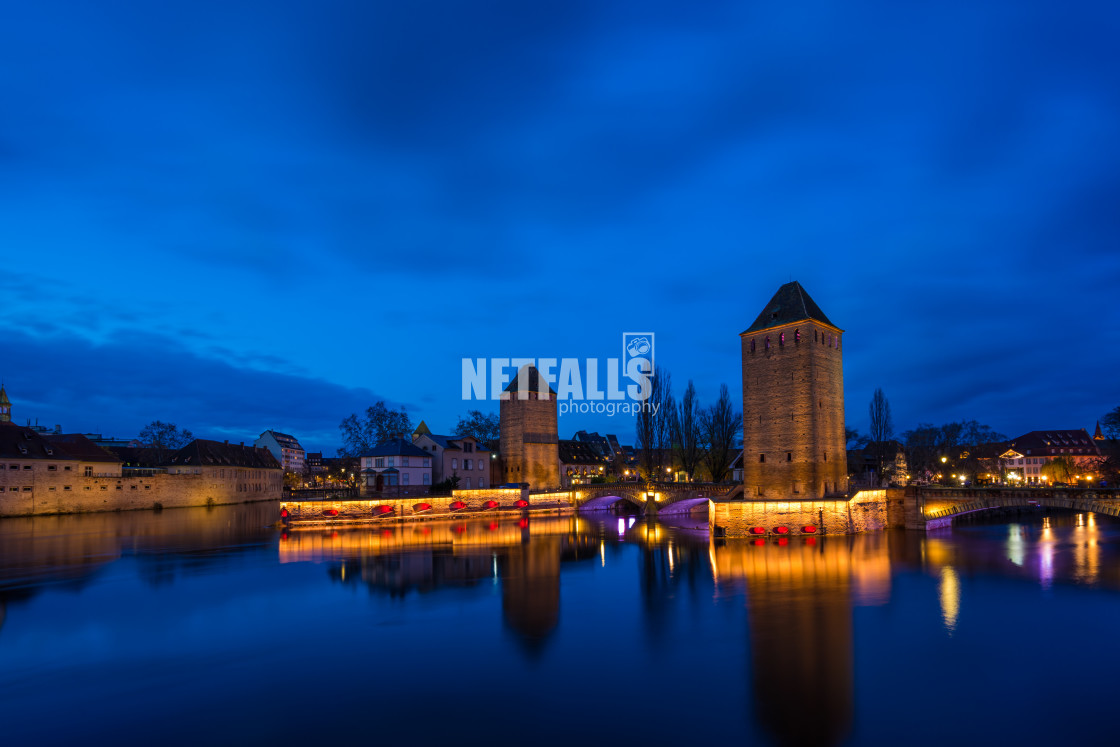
4,507 -> 1120,745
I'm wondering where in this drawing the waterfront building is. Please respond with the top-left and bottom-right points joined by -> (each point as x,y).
499,365 -> 560,489
254,430 -> 306,473
360,438 -> 432,491
740,282 -> 847,499
558,439 -> 608,486
1,422 -> 281,516
412,425 -> 491,489
997,429 -> 1102,484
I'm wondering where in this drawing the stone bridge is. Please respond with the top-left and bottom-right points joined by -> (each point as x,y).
529,482 -> 736,516
911,486 -> 1120,530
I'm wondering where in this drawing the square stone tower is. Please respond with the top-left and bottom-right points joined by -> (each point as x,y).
741,282 -> 846,499
499,365 -> 560,489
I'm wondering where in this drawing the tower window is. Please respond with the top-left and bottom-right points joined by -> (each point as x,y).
779,332 -> 785,347
795,329 -> 800,343
750,339 -> 756,353
787,452 -> 792,462
823,451 -> 828,461
765,336 -> 770,350
759,454 -> 765,463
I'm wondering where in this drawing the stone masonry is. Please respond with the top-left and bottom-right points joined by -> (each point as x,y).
499,365 -> 560,489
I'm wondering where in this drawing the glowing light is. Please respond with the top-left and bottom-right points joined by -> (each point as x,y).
628,517 -> 636,529
600,541 -> 605,567
617,518 -> 626,537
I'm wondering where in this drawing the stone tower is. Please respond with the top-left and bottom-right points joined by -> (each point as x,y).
499,365 -> 559,489
740,282 -> 846,499
0,385 -> 10,423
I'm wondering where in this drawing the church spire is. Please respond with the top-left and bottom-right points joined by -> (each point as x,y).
1094,421 -> 1105,440
0,383 -> 10,423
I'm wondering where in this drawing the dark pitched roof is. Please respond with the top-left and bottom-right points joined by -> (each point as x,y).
743,281 -> 838,334
260,430 -> 303,450
363,438 -> 431,459
46,433 -> 120,463
1006,429 -> 1100,457
504,365 -> 557,396
171,439 -> 281,469
0,422 -> 66,460
109,446 -> 165,468
558,439 -> 608,465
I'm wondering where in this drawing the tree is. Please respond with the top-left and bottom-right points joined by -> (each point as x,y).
701,384 -> 741,483
1102,406 -> 1120,441
338,402 -> 412,457
138,420 -> 193,463
868,388 -> 894,476
846,427 -> 870,451
635,366 -> 673,480
454,410 -> 500,443
671,380 -> 704,481
1041,456 -> 1076,484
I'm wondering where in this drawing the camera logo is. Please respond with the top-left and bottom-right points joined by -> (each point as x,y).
623,332 -> 654,373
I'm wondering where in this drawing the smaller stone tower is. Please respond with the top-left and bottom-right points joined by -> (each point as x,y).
0,385 -> 10,423
499,365 -> 559,489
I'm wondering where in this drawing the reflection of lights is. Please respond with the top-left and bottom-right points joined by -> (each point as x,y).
940,566 -> 960,633
1008,524 -> 1024,566
617,518 -> 626,537
600,540 -> 605,567
628,517 -> 636,529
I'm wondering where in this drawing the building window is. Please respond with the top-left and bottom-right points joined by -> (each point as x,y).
48,464 -> 57,471
388,457 -> 395,467
465,459 -> 472,470
750,339 -> 756,353
84,466 -> 93,476
465,477 -> 471,488
478,479 -> 484,488
779,332 -> 785,346
424,457 -> 430,468
787,452 -> 792,462
402,472 -> 409,485
375,458 -> 385,468
423,473 -> 430,485
464,442 -> 473,453
765,337 -> 770,350
452,458 -> 458,469
759,454 -> 765,463
23,465 -> 31,470
64,486 -> 71,491
795,329 -> 800,343
64,465 -> 71,471
402,457 -> 409,467
22,487 -> 31,492
8,464 -> 17,470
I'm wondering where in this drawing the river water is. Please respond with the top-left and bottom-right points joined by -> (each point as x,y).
1,504 -> 1118,746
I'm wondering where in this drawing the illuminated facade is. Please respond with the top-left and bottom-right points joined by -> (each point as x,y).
499,365 -> 560,489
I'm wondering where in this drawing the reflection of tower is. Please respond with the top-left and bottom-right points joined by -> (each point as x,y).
713,538 -> 862,747
0,384 -> 11,423
500,537 -> 561,655
499,365 -> 559,488
741,282 -> 846,499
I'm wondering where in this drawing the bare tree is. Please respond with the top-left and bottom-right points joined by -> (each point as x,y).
868,388 -> 893,477
701,384 -> 741,483
672,380 -> 704,481
338,402 -> 412,457
138,420 -> 193,464
1102,405 -> 1120,441
635,366 -> 673,480
454,410 -> 500,442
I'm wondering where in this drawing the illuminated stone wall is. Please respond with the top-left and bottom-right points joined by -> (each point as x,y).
740,320 -> 847,499
710,489 -> 905,536
281,488 -> 572,523
0,463 -> 281,516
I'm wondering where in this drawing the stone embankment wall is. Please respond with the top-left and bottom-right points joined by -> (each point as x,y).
0,469 -> 281,517
281,487 -> 572,523
710,489 -> 906,536
906,486 -> 1120,530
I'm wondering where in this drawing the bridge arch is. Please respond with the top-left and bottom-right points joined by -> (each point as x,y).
578,494 -> 647,512
922,492 -> 1120,529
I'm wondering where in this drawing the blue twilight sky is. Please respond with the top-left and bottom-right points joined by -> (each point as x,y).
2,0 -> 1119,453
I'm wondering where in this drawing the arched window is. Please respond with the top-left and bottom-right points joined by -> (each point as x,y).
779,332 -> 785,346
750,339 -> 756,353
795,329 -> 800,343
765,336 -> 770,350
